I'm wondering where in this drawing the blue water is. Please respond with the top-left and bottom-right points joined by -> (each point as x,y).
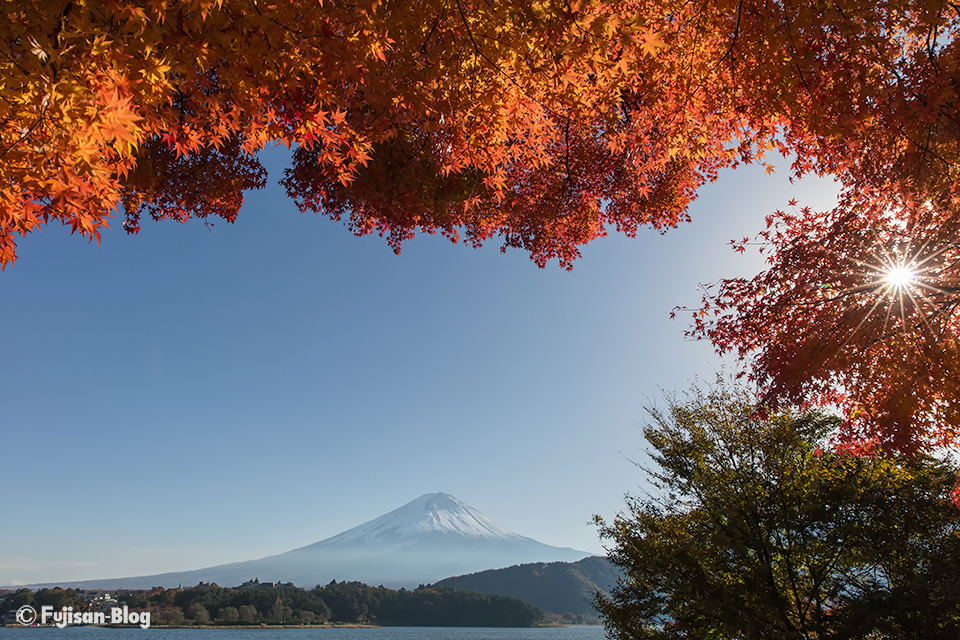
0,627 -> 606,640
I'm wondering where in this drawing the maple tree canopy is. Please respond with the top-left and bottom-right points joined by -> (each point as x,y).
3,0 -> 960,452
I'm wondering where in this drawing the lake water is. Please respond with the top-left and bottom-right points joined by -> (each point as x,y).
0,628 -> 606,640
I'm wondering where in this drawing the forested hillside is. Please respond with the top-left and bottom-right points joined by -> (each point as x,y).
1,581 -> 544,627
434,556 -> 618,617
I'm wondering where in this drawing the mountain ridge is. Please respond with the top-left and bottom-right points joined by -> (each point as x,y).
14,493 -> 591,590
433,556 -> 620,617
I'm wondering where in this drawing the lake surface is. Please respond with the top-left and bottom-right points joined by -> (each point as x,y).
0,628 -> 606,640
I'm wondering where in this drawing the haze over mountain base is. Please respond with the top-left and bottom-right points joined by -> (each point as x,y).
21,493 -> 591,589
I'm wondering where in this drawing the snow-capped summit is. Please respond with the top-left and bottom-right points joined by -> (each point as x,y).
25,492 -> 592,590
321,492 -> 530,544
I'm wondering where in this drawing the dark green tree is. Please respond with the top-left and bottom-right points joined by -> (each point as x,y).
185,603 -> 210,625
237,604 -> 258,624
217,607 -> 239,623
32,589 -> 84,611
314,581 -> 375,623
1,589 -> 34,610
596,385 -> 960,640
827,462 -> 960,640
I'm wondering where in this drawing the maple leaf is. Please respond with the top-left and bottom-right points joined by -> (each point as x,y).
638,28 -> 667,58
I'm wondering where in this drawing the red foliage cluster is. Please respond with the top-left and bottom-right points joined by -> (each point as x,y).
691,190 -> 960,454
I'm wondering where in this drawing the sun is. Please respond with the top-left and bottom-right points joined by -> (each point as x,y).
883,264 -> 916,289
818,223 -> 959,353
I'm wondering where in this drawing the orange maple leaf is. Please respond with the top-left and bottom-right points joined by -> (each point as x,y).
639,29 -> 667,57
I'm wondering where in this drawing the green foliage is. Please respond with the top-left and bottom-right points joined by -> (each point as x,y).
376,585 -> 543,627
1,589 -> 35,610
158,582 -> 330,625
151,608 -> 185,626
217,606 -> 239,623
237,604 -> 258,624
314,581 -> 374,623
596,384 -> 960,640
0,588 -> 85,613
185,603 -> 210,625
312,580 -> 543,626
68,579 -> 542,627
32,588 -> 85,611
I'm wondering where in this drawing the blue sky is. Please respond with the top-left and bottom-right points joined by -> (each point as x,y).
0,147 -> 839,586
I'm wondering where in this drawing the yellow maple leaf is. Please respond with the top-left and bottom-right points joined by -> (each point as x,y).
639,29 -> 667,58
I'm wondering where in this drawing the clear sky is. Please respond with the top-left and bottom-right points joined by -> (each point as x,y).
0,147 -> 840,586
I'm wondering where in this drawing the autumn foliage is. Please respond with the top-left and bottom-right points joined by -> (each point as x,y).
0,0 -> 723,267
690,196 -> 960,455
5,0 -> 929,268
5,0 -> 960,450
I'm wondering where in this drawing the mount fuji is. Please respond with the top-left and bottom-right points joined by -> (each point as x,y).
31,493 -> 592,589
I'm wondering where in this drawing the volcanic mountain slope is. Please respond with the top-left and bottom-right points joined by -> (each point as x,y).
433,556 -> 619,617
27,493 -> 590,589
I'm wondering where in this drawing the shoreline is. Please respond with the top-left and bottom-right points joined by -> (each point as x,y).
157,624 -> 380,629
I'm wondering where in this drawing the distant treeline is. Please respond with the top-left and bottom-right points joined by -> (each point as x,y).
1,581 -> 544,627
